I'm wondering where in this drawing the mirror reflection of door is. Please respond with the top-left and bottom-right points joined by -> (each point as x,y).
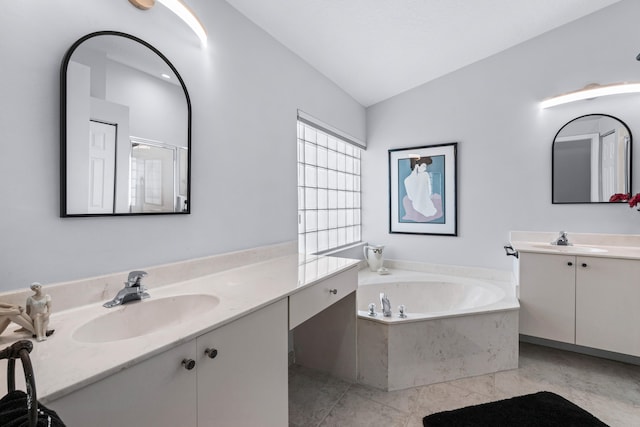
554,134 -> 596,203
600,131 -> 619,200
88,120 -> 117,213
552,114 -> 631,204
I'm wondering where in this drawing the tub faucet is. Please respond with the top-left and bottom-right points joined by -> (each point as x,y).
552,231 -> 572,246
103,270 -> 150,308
380,293 -> 392,317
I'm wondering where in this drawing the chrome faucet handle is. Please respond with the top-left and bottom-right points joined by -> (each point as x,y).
551,231 -> 571,246
126,270 -> 148,287
398,304 -> 407,318
368,303 -> 377,317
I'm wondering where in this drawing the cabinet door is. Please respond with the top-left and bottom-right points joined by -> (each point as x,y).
519,252 -> 576,343
576,256 -> 640,356
49,340 -> 197,427
196,299 -> 288,427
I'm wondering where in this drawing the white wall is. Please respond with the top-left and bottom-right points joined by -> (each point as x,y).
363,0 -> 640,272
106,60 -> 188,147
0,0 -> 365,291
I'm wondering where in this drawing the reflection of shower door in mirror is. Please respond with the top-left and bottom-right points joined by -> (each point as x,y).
177,147 -> 188,211
129,138 -> 180,213
88,120 -> 116,214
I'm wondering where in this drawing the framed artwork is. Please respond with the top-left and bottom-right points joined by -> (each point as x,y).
388,142 -> 457,235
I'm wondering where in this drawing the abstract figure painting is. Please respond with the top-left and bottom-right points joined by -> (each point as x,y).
389,143 -> 457,235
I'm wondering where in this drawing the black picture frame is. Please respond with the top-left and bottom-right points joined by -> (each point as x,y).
388,142 -> 458,235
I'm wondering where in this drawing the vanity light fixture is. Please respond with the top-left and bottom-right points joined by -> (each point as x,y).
129,0 -> 155,10
157,0 -> 207,47
128,0 -> 207,47
540,82 -> 640,109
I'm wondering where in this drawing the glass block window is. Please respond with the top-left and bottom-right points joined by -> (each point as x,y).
297,120 -> 362,254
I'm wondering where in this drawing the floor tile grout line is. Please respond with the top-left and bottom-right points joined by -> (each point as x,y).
315,383 -> 354,427
358,392 -> 415,421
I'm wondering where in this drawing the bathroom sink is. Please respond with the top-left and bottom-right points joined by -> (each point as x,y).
73,294 -> 220,343
530,244 -> 607,254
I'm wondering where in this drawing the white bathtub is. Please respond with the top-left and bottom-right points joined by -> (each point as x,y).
357,271 -> 516,322
356,267 -> 520,391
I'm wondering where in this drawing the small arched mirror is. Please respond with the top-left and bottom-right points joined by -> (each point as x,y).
61,31 -> 191,216
552,114 -> 631,203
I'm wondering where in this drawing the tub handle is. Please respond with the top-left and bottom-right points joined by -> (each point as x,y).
398,305 -> 407,318
504,244 -> 519,259
368,303 -> 376,317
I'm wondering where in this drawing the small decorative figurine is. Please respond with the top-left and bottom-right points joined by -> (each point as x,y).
0,303 -> 35,336
26,282 -> 53,342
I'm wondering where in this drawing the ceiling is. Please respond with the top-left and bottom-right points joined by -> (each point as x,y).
224,0 -> 622,107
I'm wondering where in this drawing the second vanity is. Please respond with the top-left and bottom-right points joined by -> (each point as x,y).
0,243 -> 359,426
511,231 -> 640,359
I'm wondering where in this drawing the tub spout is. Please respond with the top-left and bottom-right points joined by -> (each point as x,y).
380,293 -> 392,317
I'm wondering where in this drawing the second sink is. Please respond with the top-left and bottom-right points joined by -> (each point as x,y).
73,294 -> 220,343
530,244 -> 608,254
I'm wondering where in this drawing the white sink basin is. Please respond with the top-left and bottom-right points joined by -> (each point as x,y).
530,244 -> 608,254
73,294 -> 220,343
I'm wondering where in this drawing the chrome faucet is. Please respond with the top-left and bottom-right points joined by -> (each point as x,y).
380,293 -> 392,317
551,231 -> 572,246
103,271 -> 150,308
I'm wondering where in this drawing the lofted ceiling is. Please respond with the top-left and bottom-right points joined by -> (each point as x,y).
224,0 -> 622,107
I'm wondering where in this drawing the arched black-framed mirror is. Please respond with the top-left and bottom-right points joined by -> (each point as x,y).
552,114 -> 631,204
60,31 -> 191,216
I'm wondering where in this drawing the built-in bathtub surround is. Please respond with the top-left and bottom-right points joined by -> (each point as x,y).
357,264 -> 519,391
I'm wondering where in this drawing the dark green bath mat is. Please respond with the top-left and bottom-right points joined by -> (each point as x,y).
422,391 -> 608,426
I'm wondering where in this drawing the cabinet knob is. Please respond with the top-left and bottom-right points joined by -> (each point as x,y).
567,262 -> 573,266
329,289 -> 337,295
581,263 -> 588,268
204,348 -> 218,359
182,358 -> 196,370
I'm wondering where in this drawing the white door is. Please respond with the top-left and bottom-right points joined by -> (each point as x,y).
600,131 -> 617,199
88,120 -> 116,214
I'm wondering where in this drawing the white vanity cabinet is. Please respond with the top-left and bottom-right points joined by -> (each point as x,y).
575,257 -> 640,357
196,298 -> 288,426
519,251 -> 640,357
519,252 -> 576,343
49,299 -> 288,426
49,340 -> 198,427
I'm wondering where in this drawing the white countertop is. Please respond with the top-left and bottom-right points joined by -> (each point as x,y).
510,231 -> 640,260
0,252 -> 359,403
511,241 -> 640,259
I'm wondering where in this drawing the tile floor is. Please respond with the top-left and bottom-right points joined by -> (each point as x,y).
288,342 -> 640,426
